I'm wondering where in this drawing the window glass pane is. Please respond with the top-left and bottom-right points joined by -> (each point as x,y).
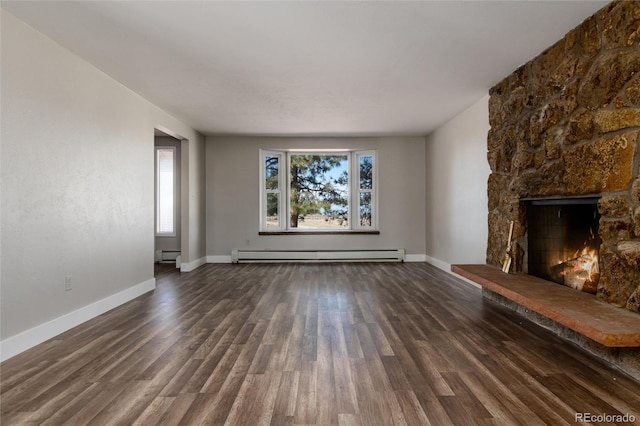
265,155 -> 279,190
359,192 -> 372,227
266,193 -> 279,228
157,148 -> 174,234
290,154 -> 349,229
359,155 -> 373,190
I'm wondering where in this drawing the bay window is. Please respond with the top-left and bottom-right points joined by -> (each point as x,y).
260,149 -> 377,232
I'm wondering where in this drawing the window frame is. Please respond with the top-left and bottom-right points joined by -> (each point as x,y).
353,150 -> 378,230
259,149 -> 377,233
155,146 -> 177,237
260,150 -> 285,231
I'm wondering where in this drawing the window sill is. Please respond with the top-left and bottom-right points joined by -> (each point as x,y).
259,230 -> 380,236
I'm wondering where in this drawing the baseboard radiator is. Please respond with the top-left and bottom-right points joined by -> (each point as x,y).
231,248 -> 405,263
155,250 -> 181,263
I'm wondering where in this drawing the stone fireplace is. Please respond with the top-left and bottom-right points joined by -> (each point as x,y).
486,0 -> 640,314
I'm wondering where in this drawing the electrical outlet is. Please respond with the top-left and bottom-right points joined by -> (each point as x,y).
65,276 -> 72,291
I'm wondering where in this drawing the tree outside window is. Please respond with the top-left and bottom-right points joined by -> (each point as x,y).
289,154 -> 348,229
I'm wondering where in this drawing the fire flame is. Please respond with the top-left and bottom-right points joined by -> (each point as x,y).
560,227 -> 599,279
554,227 -> 600,292
555,245 -> 599,293
561,247 -> 599,282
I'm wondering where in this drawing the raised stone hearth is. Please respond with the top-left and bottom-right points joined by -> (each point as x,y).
452,264 -> 640,380
453,265 -> 640,347
487,0 -> 640,313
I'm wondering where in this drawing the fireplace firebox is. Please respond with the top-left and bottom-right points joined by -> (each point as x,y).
525,198 -> 601,293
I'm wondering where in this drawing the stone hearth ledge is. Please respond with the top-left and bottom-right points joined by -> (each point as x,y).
451,264 -> 640,348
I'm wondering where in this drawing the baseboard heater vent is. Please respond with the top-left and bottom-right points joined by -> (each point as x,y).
155,250 -> 181,263
231,249 -> 405,263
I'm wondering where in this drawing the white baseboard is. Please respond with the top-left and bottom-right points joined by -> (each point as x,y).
209,254 -> 425,263
180,256 -> 207,272
424,255 -> 451,271
207,255 -> 232,263
0,278 -> 156,362
424,255 -> 481,289
405,254 -> 427,262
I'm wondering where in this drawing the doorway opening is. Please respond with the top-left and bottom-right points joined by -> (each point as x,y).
154,127 -> 183,274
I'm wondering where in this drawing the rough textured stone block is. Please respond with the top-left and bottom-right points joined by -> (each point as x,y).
580,15 -> 601,57
487,150 -> 500,174
486,210 -> 506,266
632,177 -> 640,203
565,109 -> 595,144
597,245 -> 640,306
544,127 -> 563,160
512,151 -> 536,172
487,173 -> 509,211
593,108 -> 640,133
515,162 -> 566,198
626,77 -> 640,105
628,287 -> 640,312
598,195 -> 632,218
601,0 -> 640,49
563,132 -> 636,194
577,50 -> 640,110
530,105 -> 562,140
618,241 -> 640,269
548,54 -> 579,91
599,217 -> 634,242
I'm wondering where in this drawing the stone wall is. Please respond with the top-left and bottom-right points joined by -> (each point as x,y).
487,0 -> 640,313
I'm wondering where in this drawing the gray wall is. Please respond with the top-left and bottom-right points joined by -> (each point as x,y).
1,11 -> 206,354
182,136 -> 207,270
425,96 -> 490,268
206,136 -> 427,257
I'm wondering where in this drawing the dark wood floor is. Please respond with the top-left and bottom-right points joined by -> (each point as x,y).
2,263 -> 639,425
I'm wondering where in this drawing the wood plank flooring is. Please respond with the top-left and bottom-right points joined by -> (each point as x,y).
2,262 -> 640,425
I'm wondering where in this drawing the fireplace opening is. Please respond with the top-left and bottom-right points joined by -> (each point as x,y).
525,197 -> 601,293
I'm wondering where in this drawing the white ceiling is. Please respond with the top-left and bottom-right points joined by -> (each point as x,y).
2,1 -> 609,137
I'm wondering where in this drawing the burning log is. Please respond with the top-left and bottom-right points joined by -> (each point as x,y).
549,249 -> 599,294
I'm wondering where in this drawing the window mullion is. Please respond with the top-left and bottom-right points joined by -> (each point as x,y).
347,152 -> 352,230
285,152 -> 290,231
